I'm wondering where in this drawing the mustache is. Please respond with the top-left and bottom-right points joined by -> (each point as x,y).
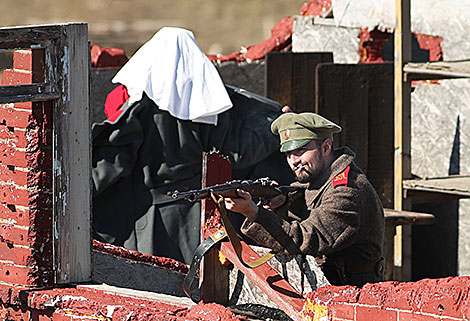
294,164 -> 313,175
294,163 -> 307,171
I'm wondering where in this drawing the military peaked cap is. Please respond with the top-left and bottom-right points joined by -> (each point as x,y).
271,112 -> 342,152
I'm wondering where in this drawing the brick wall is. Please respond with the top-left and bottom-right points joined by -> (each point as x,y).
0,49 -> 53,287
0,283 -> 195,321
302,277 -> 470,321
0,48 -> 230,321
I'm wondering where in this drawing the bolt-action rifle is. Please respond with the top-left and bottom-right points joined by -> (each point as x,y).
171,177 -> 303,203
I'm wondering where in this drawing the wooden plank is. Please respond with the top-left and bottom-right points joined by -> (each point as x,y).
404,175 -> 470,196
292,53 -> 333,113
315,63 -> 394,183
341,73 -> 369,172
0,39 -> 51,50
405,60 -> 470,80
366,63 -> 394,208
219,242 -> 305,321
200,152 -> 231,304
0,24 -> 62,42
315,63 -> 340,148
384,208 -> 435,226
265,52 -> 333,111
404,175 -> 470,203
265,52 -> 293,107
0,84 -> 59,103
53,23 -> 91,283
394,0 -> 412,282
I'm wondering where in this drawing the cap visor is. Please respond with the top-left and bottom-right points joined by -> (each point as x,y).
280,139 -> 312,153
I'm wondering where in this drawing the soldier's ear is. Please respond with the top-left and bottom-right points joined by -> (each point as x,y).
322,138 -> 333,156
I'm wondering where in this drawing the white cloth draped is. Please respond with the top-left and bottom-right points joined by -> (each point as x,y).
112,27 -> 232,125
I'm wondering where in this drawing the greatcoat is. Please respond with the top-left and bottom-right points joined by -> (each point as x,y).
92,87 -> 293,264
241,147 -> 385,286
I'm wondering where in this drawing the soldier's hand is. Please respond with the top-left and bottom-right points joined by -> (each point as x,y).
263,194 -> 286,211
224,189 -> 259,221
282,105 -> 293,113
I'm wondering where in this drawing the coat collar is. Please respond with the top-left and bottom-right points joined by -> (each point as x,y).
302,146 -> 356,206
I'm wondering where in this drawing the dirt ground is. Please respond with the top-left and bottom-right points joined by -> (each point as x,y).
0,0 -> 306,57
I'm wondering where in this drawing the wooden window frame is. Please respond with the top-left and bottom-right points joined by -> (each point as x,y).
0,23 -> 91,284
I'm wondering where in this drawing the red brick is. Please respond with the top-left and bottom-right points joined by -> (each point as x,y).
0,262 -> 47,286
0,304 -> 31,319
0,242 -> 52,267
0,167 -> 52,189
52,311 -> 73,321
0,205 -> 52,229
356,306 -> 397,321
309,285 -> 361,304
399,311 -> 440,321
14,101 -> 33,110
1,69 -> 32,86
329,303 -> 355,320
0,126 -> 52,149
0,143 -> 52,168
13,50 -> 32,71
0,125 -> 25,148
0,285 -> 11,304
0,101 -> 53,129
0,241 -> 32,264
417,277 -> 470,319
0,223 -> 52,247
0,105 -> 35,128
11,49 -> 44,82
91,45 -> 128,68
0,186 -> 52,208
415,34 -> 443,62
359,281 -> 398,307
52,311 -> 99,321
300,0 -> 332,16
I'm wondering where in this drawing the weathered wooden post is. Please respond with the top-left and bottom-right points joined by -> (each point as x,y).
200,152 -> 231,303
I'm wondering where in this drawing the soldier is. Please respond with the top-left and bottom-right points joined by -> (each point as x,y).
224,112 -> 385,287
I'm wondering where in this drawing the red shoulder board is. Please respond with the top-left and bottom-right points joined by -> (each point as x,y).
333,166 -> 350,188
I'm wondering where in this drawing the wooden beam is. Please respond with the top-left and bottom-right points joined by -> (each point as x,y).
394,0 -> 412,281
53,23 -> 91,283
0,24 -> 62,42
0,84 -> 60,103
200,152 -> 231,304
384,208 -> 435,226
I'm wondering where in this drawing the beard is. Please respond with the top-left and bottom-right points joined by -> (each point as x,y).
294,166 -> 323,183
292,153 -> 325,183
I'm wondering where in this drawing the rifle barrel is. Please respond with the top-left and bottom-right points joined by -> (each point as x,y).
170,179 -> 305,203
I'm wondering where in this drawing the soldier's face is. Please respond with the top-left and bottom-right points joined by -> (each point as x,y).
286,140 -> 326,183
